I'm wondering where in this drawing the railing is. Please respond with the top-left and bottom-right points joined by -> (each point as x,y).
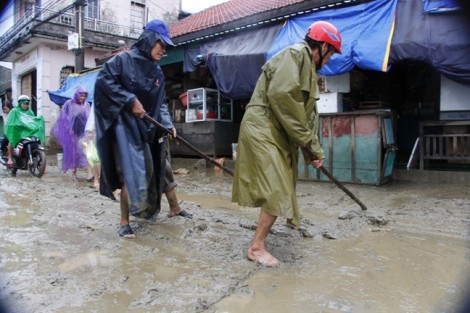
419,120 -> 470,169
47,10 -> 140,38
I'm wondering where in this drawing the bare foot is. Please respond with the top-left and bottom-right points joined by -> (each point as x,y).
247,247 -> 280,267
286,218 -> 298,229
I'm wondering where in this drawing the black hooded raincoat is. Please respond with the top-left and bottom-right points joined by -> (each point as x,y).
94,30 -> 168,219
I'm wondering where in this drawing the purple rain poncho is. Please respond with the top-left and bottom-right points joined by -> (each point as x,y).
51,86 -> 91,173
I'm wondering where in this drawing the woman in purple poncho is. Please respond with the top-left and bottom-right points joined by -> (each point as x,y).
52,86 -> 91,181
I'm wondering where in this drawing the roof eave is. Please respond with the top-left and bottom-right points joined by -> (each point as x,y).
172,0 -> 371,46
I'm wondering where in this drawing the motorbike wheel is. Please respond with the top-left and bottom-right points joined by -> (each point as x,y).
28,149 -> 46,178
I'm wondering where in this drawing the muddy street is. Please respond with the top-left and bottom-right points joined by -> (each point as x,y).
0,160 -> 469,313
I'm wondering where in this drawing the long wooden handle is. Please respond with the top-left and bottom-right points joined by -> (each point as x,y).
143,114 -> 234,176
318,166 -> 367,210
302,147 -> 367,211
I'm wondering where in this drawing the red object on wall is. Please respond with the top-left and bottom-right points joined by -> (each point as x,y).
179,92 -> 188,108
196,111 -> 217,119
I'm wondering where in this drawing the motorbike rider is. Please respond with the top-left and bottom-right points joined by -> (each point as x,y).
4,95 -> 45,167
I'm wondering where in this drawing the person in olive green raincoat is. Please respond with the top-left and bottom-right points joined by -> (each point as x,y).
232,21 -> 343,267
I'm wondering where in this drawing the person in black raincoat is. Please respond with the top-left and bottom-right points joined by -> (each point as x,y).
94,19 -> 175,238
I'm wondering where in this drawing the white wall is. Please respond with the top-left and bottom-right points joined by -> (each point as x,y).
100,0 -> 180,25
440,75 -> 470,112
12,49 -> 38,102
39,45 -> 105,138
100,0 -> 131,25
11,44 -> 106,144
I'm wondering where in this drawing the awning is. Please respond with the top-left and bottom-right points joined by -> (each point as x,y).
184,24 -> 282,99
160,46 -> 184,66
47,68 -> 100,106
267,0 -> 398,76
193,0 -> 398,99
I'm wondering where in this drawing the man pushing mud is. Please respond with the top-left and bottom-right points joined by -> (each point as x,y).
232,21 -> 343,266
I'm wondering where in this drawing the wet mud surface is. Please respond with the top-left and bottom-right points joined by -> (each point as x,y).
0,160 -> 470,313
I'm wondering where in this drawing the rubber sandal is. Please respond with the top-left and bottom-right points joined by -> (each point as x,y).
118,224 -> 135,238
167,209 -> 193,219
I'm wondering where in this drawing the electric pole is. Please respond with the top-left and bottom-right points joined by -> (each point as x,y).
74,0 -> 86,72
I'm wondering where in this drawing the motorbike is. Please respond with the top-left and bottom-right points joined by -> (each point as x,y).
0,136 -> 46,178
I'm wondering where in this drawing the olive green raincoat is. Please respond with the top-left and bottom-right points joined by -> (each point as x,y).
232,42 -> 324,227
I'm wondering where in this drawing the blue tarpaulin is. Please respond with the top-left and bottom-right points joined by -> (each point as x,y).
188,0 -> 398,98
267,0 -> 398,76
47,68 -> 100,106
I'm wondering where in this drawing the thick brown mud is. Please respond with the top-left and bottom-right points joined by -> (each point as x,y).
0,161 -> 469,313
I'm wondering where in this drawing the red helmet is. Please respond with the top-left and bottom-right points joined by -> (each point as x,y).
306,21 -> 342,54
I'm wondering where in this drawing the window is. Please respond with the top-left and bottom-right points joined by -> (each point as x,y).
131,1 -> 145,30
60,15 -> 73,25
60,66 -> 74,87
86,0 -> 99,19
24,1 -> 35,13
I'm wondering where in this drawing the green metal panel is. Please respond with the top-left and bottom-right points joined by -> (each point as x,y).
355,135 -> 379,183
298,110 -> 394,185
383,148 -> 396,177
331,135 -> 353,181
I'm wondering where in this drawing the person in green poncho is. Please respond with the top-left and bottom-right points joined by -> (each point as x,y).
232,21 -> 342,267
5,95 -> 45,167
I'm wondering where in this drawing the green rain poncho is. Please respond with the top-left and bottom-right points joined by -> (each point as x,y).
232,41 -> 324,228
5,106 -> 45,147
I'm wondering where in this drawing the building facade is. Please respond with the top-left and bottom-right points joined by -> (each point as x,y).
0,0 -> 180,147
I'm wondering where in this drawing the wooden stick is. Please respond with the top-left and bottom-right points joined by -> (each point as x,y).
302,147 -> 367,210
318,166 -> 367,210
143,114 -> 234,176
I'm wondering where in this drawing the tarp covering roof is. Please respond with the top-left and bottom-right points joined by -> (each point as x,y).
47,68 -> 100,106
389,0 -> 470,86
192,0 -> 398,98
267,0 -> 398,76
199,24 -> 282,99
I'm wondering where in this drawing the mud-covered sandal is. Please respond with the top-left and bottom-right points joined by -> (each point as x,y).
118,224 -> 135,238
167,210 -> 193,219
